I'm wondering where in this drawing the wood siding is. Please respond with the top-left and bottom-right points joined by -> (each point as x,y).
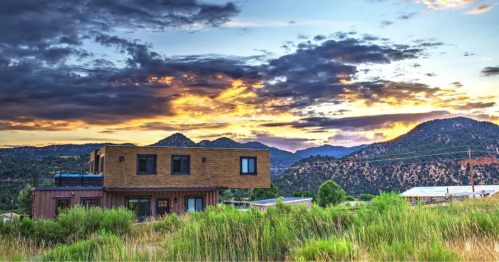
31,189 -> 219,220
101,146 -> 270,189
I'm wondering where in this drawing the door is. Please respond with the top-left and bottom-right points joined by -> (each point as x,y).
156,198 -> 170,216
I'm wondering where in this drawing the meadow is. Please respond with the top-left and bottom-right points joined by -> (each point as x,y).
1,192 -> 499,261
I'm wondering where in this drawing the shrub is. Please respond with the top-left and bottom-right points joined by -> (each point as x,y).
344,195 -> 355,201
17,217 -> 35,238
288,238 -> 356,261
318,180 -> 345,207
359,193 -> 374,201
99,207 -> 135,236
41,231 -> 124,261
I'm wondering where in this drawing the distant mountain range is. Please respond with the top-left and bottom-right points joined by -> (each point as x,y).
294,144 -> 368,158
272,117 -> 499,197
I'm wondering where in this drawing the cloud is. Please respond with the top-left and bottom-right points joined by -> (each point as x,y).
101,122 -> 230,133
464,52 -> 475,56
398,12 -> 418,19
465,4 -> 495,14
260,111 -> 452,131
239,131 -> 317,151
328,133 -> 386,146
483,57 -> 492,60
481,66 -> 499,76
415,0 -> 481,10
449,81 -> 464,88
451,102 -> 496,110
380,20 -> 394,27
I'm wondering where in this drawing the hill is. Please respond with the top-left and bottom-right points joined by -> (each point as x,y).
0,143 -> 136,159
294,144 -> 368,158
272,117 -> 499,197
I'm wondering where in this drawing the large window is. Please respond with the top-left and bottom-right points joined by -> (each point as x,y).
90,159 -> 95,174
172,155 -> 190,175
137,154 -> 157,175
127,198 -> 151,217
100,155 -> 105,174
81,197 -> 100,208
185,196 -> 204,212
56,198 -> 70,215
240,156 -> 257,175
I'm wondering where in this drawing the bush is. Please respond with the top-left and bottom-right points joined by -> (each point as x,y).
288,238 -> 356,261
17,217 -> 35,238
359,193 -> 374,201
42,231 -> 124,261
99,207 -> 135,236
318,180 -> 345,207
344,195 -> 355,201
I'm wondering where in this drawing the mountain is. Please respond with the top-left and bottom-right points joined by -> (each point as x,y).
0,143 -> 135,159
273,117 -> 499,197
149,133 -> 197,147
294,144 -> 368,158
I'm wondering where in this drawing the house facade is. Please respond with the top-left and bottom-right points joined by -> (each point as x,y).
31,145 -> 270,219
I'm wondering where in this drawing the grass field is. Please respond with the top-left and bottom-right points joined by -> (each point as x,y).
1,192 -> 499,261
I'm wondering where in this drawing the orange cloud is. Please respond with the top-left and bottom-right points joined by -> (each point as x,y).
465,4 -> 496,14
416,0 -> 481,10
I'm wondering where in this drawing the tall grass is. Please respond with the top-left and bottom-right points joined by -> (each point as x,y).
3,193 -> 499,261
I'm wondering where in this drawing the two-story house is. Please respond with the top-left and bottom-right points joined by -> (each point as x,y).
31,145 -> 270,219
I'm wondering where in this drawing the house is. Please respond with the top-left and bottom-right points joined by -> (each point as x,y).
224,197 -> 313,211
400,185 -> 499,203
31,145 -> 270,220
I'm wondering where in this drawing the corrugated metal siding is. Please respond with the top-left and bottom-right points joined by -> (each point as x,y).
32,189 -> 219,220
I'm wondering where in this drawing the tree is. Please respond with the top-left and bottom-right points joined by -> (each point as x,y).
250,182 -> 278,201
292,191 -> 318,203
359,193 -> 374,201
344,195 -> 355,201
219,190 -> 234,202
318,180 -> 345,207
17,184 -> 32,215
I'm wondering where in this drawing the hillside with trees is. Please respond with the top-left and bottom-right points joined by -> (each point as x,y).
273,117 -> 499,197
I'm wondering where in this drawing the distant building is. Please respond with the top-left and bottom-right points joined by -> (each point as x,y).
1,213 -> 19,223
224,197 -> 313,211
400,185 -> 499,203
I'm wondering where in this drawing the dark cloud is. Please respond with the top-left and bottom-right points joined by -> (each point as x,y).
425,72 -> 437,77
464,52 -> 475,56
398,12 -> 418,20
288,21 -> 296,24
0,121 -> 72,131
452,102 -> 495,111
449,81 -> 463,88
297,34 -> 309,40
239,131 -> 317,151
380,20 -> 394,27
101,122 -> 230,133
260,111 -> 452,131
313,35 -> 327,41
481,66 -> 499,77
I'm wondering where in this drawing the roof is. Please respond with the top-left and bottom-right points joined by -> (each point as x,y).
1,213 -> 19,218
55,174 -> 102,177
32,186 -> 104,191
104,186 -> 228,191
248,197 -> 313,206
105,145 -> 269,151
400,185 -> 499,197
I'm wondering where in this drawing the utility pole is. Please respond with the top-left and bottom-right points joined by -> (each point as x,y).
469,148 -> 475,198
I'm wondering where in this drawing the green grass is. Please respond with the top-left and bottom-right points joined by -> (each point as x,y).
2,193 -> 499,261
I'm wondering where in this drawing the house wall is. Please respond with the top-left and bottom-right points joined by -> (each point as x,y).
31,188 -> 219,220
101,146 -> 270,189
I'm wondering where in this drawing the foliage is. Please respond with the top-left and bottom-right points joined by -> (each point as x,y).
249,182 -> 278,201
16,184 -> 32,215
344,195 -> 355,201
292,191 -> 318,203
359,193 -> 374,201
219,190 -> 234,202
318,180 -> 345,207
287,238 -> 356,261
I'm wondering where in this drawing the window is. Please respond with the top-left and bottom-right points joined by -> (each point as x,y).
95,156 -> 100,174
185,197 -> 204,212
81,197 -> 100,207
127,198 -> 151,217
240,156 -> 257,175
90,159 -> 95,174
137,154 -> 157,175
100,156 -> 105,174
156,199 -> 170,216
172,155 -> 190,175
56,198 -> 70,215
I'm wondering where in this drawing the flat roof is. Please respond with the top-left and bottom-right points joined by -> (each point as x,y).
105,145 -> 269,151
248,197 -> 313,206
400,185 -> 499,197
55,174 -> 102,177
32,186 -> 103,191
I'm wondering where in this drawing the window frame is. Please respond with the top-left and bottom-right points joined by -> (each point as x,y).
184,196 -> 205,212
55,198 -> 71,215
90,159 -> 95,174
100,155 -> 105,174
240,156 -> 257,175
126,197 -> 151,218
136,154 -> 157,175
81,197 -> 101,207
171,155 -> 191,175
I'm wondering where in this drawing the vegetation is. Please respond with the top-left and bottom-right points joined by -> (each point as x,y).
292,191 -> 318,203
318,180 -> 345,207
249,182 -> 278,201
2,193 -> 499,261
359,193 -> 374,201
0,193 -> 499,261
344,195 -> 355,201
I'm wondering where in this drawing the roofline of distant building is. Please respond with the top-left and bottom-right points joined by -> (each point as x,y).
32,186 -> 103,191
103,145 -> 270,151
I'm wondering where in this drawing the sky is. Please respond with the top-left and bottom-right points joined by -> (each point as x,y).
0,0 -> 498,152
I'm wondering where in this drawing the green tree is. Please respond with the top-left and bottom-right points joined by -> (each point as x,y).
17,184 -> 32,215
318,180 -> 345,207
219,190 -> 234,202
344,195 -> 355,201
250,182 -> 278,201
292,191 -> 318,203
359,193 -> 374,201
